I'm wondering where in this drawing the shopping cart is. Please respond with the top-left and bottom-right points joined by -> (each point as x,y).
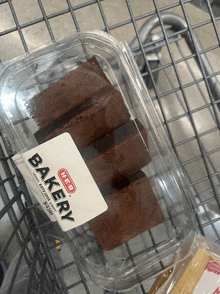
1,0 -> 220,293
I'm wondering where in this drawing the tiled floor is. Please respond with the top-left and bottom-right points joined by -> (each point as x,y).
0,0 -> 218,62
1,1 -> 220,293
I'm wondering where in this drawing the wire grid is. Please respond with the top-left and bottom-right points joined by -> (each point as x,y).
1,0 -> 220,293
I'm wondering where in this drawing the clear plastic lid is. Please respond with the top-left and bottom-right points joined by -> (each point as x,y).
0,31 -> 197,291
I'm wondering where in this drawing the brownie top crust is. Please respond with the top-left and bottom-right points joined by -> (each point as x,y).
80,119 -> 148,161
30,56 -> 112,128
88,172 -> 164,251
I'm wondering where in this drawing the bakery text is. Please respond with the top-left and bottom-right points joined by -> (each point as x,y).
28,153 -> 75,222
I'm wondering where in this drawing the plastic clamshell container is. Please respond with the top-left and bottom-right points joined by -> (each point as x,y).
0,31 -> 197,291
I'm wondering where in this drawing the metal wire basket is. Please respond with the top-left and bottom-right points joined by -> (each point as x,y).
1,0 -> 220,293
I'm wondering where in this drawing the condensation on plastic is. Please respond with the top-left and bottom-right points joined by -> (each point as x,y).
0,30 -> 197,291
152,232 -> 220,294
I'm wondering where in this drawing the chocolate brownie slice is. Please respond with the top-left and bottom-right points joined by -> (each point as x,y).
88,171 -> 164,251
81,119 -> 150,186
30,56 -> 112,128
35,86 -> 131,150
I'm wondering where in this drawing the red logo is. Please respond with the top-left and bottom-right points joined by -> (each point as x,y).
206,261 -> 220,275
58,168 -> 76,194
213,287 -> 220,294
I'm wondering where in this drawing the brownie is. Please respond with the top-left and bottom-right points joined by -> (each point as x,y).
88,171 -> 164,251
81,119 -> 151,186
30,56 -> 112,128
35,86 -> 131,150
31,56 -> 163,251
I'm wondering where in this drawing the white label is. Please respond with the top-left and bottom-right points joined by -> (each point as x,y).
193,261 -> 220,294
13,133 -> 108,231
